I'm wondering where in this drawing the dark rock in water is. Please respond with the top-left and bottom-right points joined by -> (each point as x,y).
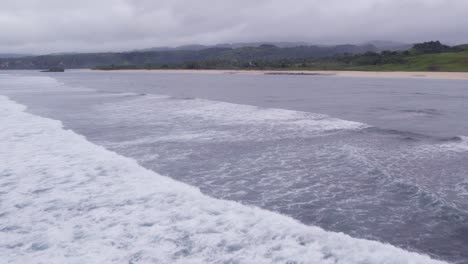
440,136 -> 463,142
264,72 -> 334,76
41,67 -> 65,72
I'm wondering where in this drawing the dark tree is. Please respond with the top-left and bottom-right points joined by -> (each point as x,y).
412,41 -> 451,54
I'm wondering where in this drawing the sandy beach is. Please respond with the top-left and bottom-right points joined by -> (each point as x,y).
91,69 -> 468,80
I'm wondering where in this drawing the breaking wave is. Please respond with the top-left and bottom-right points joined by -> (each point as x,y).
0,95 -> 448,263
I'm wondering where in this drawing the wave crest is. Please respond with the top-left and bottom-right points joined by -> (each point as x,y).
0,95 -> 448,263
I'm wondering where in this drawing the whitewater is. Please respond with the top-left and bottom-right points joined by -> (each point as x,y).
0,94 -> 449,264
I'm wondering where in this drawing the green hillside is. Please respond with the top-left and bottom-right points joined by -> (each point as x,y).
0,44 -> 376,70
1,40 -> 467,72
94,41 -> 468,72
332,51 -> 468,72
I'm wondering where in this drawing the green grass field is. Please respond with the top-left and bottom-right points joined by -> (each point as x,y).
331,51 -> 468,72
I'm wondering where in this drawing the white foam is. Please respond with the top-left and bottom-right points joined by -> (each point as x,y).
175,98 -> 367,130
441,136 -> 468,152
0,96 -> 447,263
415,136 -> 468,154
95,95 -> 368,146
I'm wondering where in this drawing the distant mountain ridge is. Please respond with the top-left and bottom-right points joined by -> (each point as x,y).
136,40 -> 411,52
136,42 -> 312,52
94,41 -> 468,72
0,53 -> 32,59
0,43 -> 381,70
363,41 -> 413,51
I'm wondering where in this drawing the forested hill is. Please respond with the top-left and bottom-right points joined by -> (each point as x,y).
95,41 -> 468,72
0,44 -> 377,70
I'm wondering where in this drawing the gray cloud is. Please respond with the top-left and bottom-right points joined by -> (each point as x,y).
1,0 -> 467,54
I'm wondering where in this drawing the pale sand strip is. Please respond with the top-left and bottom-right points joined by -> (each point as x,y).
91,69 -> 468,80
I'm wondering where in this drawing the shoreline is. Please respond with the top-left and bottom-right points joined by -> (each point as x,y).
90,69 -> 468,80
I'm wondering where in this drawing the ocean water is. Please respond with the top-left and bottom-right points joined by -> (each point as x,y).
1,71 -> 467,263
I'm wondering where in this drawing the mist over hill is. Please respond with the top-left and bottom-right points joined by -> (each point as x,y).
136,41 -> 410,52
0,43 -> 379,70
0,53 -> 32,59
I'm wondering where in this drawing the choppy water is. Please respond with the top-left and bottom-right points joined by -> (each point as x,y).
1,70 -> 468,263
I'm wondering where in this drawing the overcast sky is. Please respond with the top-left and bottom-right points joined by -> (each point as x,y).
1,0 -> 468,54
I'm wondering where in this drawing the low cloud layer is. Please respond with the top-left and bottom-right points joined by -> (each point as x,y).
1,0 -> 467,54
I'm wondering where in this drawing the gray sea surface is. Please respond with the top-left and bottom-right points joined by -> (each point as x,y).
1,70 -> 468,263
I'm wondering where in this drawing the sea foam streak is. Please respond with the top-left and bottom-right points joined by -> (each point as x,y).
0,95 -> 446,264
